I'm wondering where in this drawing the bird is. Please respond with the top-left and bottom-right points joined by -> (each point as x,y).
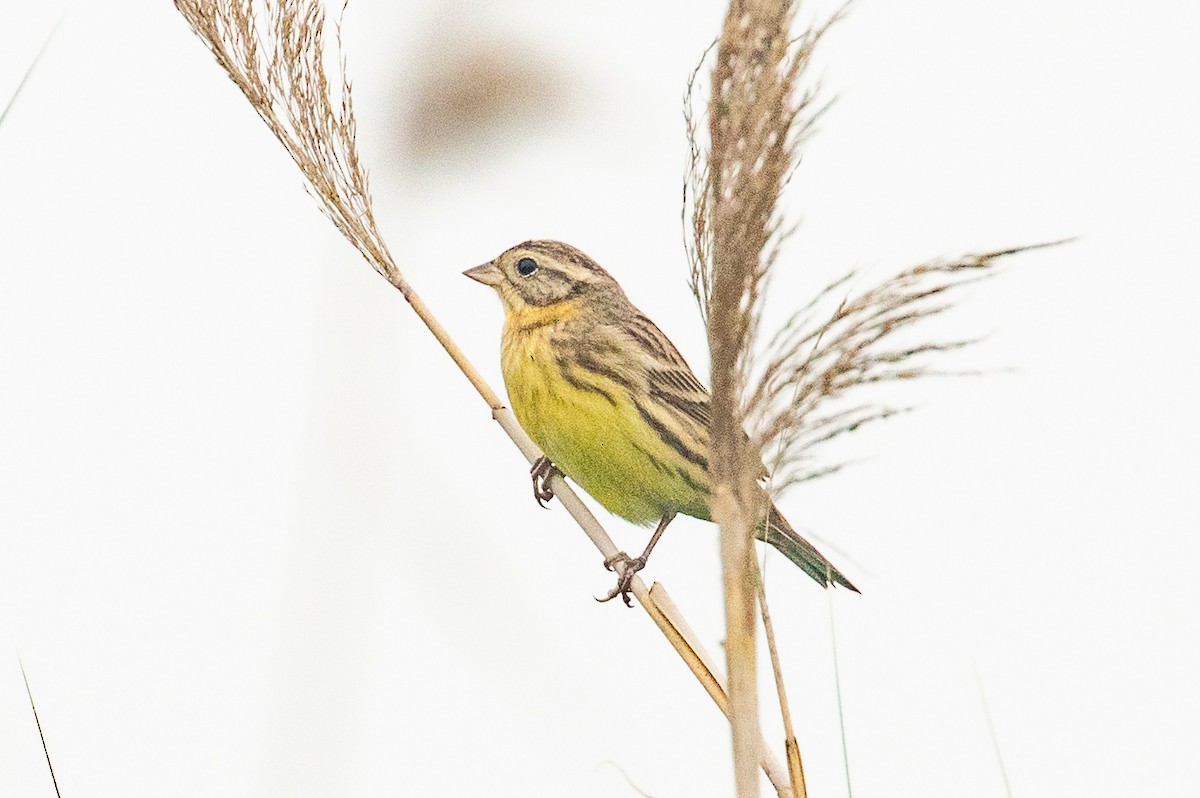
465,240 -> 858,605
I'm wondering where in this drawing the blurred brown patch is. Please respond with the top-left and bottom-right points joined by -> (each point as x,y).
404,43 -> 576,163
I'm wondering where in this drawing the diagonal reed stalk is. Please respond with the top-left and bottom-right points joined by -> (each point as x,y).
20,659 -> 62,798
755,562 -> 807,798
172,0 -> 796,793
0,13 -> 64,131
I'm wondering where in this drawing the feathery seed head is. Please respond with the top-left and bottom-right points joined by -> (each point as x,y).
464,240 -> 626,312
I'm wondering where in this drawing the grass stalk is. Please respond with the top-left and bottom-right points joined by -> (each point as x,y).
755,560 -> 808,798
19,659 -> 61,798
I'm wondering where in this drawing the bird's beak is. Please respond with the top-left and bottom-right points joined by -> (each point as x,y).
463,260 -> 504,287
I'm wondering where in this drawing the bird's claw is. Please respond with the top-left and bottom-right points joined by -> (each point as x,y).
530,456 -> 559,508
596,552 -> 647,608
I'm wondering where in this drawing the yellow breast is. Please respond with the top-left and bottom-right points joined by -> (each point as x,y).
499,311 -> 710,526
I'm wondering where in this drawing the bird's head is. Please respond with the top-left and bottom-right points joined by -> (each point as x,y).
464,240 -> 624,318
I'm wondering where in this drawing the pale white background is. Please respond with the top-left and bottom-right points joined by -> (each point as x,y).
1,1 -> 1197,796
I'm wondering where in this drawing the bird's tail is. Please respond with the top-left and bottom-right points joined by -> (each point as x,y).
756,504 -> 859,593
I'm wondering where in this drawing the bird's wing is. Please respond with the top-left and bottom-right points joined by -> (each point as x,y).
625,312 -> 713,430
622,311 -> 777,481
617,311 -> 859,591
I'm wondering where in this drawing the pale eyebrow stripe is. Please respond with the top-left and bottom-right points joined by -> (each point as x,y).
523,240 -> 607,276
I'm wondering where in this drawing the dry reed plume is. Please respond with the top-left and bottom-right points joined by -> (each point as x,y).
696,3 -> 851,795
687,6 -> 1061,506
689,2 -> 1059,797
703,3 -> 817,796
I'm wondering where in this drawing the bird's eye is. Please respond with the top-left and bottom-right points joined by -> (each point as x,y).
516,257 -> 539,276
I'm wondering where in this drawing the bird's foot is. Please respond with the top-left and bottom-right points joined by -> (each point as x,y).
596,552 -> 647,608
530,456 -> 560,508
